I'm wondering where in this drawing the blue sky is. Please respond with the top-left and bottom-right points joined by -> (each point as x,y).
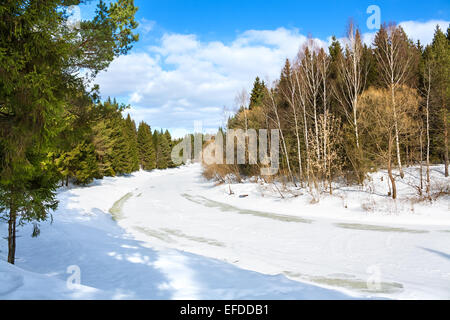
85,0 -> 449,137
134,0 -> 449,42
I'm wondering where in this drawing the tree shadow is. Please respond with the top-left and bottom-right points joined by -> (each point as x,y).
2,181 -> 357,300
420,247 -> 450,261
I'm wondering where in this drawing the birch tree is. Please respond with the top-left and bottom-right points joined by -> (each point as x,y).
293,63 -> 312,187
421,55 -> 433,194
265,85 -> 295,184
280,60 -> 304,184
374,24 -> 413,179
299,40 -> 322,161
335,22 -> 366,151
318,48 -> 331,172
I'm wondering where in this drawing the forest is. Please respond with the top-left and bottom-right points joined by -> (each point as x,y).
0,1 -> 179,265
0,0 -> 449,270
1,0 -> 449,302
205,22 -> 449,202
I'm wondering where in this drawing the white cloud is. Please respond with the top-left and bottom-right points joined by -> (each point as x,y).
138,18 -> 156,35
399,20 -> 449,45
361,32 -> 377,46
359,20 -> 449,47
95,27 -> 315,136
95,20 -> 448,137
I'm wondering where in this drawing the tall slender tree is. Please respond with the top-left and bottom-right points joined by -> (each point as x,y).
428,26 -> 450,177
137,121 -> 156,170
374,24 -> 415,179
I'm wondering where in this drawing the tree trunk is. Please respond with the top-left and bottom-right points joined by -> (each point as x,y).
287,87 -> 303,185
353,97 -> 360,149
444,107 -> 449,177
425,79 -> 431,194
7,204 -> 17,264
269,92 -> 295,185
391,86 -> 404,179
388,137 -> 397,200
419,129 -> 423,196
280,128 -> 294,185
322,66 -> 328,174
302,103 -> 311,189
293,115 -> 303,185
313,98 -> 320,160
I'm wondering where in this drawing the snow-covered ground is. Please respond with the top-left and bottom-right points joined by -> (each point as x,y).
1,164 -> 449,299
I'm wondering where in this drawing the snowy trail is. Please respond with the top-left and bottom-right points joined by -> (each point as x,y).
0,167 -> 355,300
1,164 -> 448,299
115,164 -> 450,299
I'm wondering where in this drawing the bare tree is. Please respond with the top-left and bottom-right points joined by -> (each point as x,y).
374,24 -> 413,179
318,48 -> 331,172
422,61 -> 432,195
334,22 -> 367,150
309,111 -> 342,195
299,39 -> 322,161
280,60 -> 304,184
265,85 -> 295,184
235,88 -> 249,132
292,65 -> 312,188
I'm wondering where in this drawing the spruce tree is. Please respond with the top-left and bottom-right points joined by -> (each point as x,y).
137,122 -> 156,170
124,114 -> 140,172
55,143 -> 99,186
249,77 -> 265,110
164,130 -> 176,168
153,130 -> 171,169
428,26 -> 450,176
92,119 -> 116,177
111,117 -> 132,174
157,133 -> 171,169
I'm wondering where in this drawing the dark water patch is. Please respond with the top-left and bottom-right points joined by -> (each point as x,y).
181,194 -> 313,224
132,226 -> 175,243
334,223 -> 428,234
162,228 -> 225,247
109,193 -> 133,221
283,271 -> 403,295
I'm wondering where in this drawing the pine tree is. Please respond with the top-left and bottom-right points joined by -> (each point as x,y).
124,114 -> 140,172
0,0 -> 139,264
154,130 -> 171,169
111,117 -> 132,175
75,143 -> 99,185
428,26 -> 450,176
249,77 -> 266,110
164,130 -> 176,168
92,119 -> 116,177
0,1 -> 73,264
137,121 -> 156,170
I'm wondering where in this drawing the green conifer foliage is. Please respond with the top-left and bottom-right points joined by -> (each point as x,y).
428,26 -> 450,176
249,77 -> 266,110
124,114 -> 140,172
0,0 -> 139,264
92,119 -> 116,177
137,122 -> 156,170
55,143 -> 99,186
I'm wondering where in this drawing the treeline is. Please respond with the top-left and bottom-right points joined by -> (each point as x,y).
207,22 -> 449,200
0,0 -> 157,264
53,97 -> 177,187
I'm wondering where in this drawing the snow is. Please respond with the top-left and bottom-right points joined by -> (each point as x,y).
0,168 -> 353,300
1,164 -> 449,299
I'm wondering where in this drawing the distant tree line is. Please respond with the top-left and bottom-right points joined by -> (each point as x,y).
208,22 -> 449,201
52,97 -> 178,187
